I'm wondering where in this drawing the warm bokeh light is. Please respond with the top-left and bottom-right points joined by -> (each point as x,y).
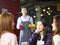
48,13 -> 51,15
35,8 -> 38,11
48,7 -> 50,10
33,16 -> 36,18
40,14 -> 43,16
43,9 -> 46,11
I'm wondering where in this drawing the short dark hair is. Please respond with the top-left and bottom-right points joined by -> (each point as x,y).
21,6 -> 28,10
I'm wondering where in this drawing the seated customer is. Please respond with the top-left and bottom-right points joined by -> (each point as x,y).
52,15 -> 60,45
0,13 -> 18,45
28,18 -> 52,45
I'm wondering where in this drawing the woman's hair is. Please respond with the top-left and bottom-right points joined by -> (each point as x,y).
0,13 -> 14,37
37,18 -> 47,27
37,18 -> 49,41
53,15 -> 60,34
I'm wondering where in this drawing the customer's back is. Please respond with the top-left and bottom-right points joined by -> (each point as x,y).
0,13 -> 18,45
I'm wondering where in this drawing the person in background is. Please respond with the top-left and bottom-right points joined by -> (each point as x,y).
16,6 -> 33,45
0,13 -> 18,45
28,18 -> 52,45
52,15 -> 60,45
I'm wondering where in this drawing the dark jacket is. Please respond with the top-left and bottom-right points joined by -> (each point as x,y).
28,32 -> 52,45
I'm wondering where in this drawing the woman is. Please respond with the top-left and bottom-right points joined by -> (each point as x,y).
52,15 -> 60,45
0,13 -> 18,45
28,19 -> 52,45
16,7 -> 33,45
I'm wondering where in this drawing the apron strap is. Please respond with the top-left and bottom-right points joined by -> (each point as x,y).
29,16 -> 31,22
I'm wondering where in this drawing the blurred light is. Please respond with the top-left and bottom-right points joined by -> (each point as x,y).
35,8 -> 38,11
48,7 -> 50,10
47,11 -> 49,13
41,14 -> 43,16
48,13 -> 51,15
33,16 -> 36,18
43,9 -> 46,11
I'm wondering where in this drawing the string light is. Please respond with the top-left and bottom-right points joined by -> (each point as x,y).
48,7 -> 50,10
40,14 -> 43,16
48,13 -> 51,15
33,16 -> 36,18
47,11 -> 49,13
35,8 -> 38,11
43,9 -> 46,11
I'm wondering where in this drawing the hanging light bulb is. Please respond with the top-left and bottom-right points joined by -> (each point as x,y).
48,7 -> 50,10
43,9 -> 46,12
33,16 -> 36,18
35,8 -> 38,11
47,11 -> 49,13
41,14 -> 43,16
48,13 -> 51,15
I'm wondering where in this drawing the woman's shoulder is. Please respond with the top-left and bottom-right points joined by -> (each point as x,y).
53,34 -> 60,39
1,32 -> 17,39
53,34 -> 60,43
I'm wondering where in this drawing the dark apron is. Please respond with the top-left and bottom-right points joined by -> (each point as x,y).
19,19 -> 31,45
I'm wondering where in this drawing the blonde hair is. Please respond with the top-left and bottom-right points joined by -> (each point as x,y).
0,13 -> 14,37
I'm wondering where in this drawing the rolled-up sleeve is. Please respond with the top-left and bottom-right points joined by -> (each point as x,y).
16,17 -> 21,29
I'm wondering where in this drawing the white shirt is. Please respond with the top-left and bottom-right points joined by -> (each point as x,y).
16,15 -> 33,29
37,35 -> 44,45
53,35 -> 60,45
0,32 -> 18,45
37,40 -> 44,45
